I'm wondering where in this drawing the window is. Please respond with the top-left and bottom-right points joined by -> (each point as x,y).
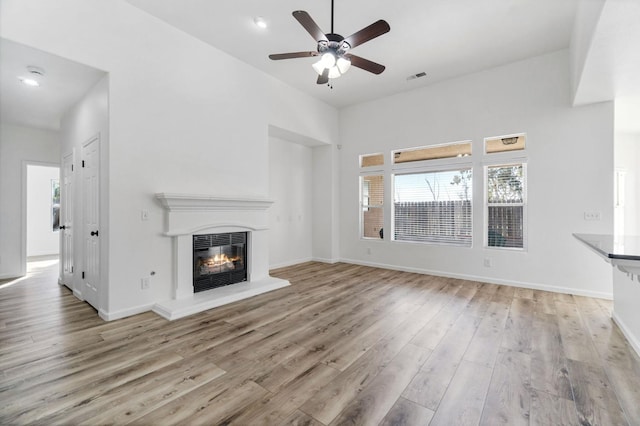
485,135 -> 525,154
485,163 -> 526,249
393,141 -> 471,164
361,175 -> 384,239
393,168 -> 472,246
360,153 -> 384,167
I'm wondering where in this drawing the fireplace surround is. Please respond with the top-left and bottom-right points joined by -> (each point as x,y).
153,193 -> 290,320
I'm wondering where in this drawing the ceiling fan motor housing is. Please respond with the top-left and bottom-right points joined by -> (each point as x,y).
318,33 -> 350,56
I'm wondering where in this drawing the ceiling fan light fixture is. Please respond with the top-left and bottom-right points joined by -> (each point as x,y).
312,60 -> 326,76
320,52 -> 336,68
328,66 -> 342,79
336,57 -> 351,74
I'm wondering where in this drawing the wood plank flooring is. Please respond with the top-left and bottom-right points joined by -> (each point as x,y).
1,259 -> 640,425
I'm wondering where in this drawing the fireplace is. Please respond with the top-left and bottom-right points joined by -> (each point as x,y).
193,232 -> 247,292
154,193 -> 290,321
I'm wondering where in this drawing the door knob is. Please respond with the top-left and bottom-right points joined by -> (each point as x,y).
91,230 -> 99,237
59,225 -> 66,230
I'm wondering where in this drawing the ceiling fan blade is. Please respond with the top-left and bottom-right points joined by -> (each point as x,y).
293,11 -> 328,42
343,20 -> 390,49
269,52 -> 319,60
317,68 -> 329,85
344,54 -> 386,75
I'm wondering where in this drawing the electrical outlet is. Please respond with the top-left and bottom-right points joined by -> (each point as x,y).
366,247 -> 372,255
141,277 -> 150,290
584,211 -> 601,221
141,209 -> 149,221
484,258 -> 492,267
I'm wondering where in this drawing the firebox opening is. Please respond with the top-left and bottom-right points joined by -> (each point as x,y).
193,232 -> 247,293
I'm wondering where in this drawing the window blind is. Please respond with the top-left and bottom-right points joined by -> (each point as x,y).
393,169 -> 472,246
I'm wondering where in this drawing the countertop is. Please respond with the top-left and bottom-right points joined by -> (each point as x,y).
573,233 -> 640,261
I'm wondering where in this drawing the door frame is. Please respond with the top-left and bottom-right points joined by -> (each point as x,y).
60,149 -> 75,288
81,134 -> 101,311
21,160 -> 61,276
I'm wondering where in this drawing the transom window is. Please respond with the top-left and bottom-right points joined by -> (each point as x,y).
393,141 -> 472,164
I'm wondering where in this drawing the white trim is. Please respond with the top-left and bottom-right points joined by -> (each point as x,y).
0,273 -> 22,280
339,257 -> 613,300
153,276 -> 289,321
165,223 -> 268,237
392,160 -> 474,174
21,160 -> 61,279
269,257 -> 314,270
311,257 -> 339,264
98,303 -> 156,322
484,162 -> 528,251
612,311 -> 640,357
73,289 -> 84,301
155,193 -> 273,212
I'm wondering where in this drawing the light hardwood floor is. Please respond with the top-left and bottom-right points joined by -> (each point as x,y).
1,259 -> 639,425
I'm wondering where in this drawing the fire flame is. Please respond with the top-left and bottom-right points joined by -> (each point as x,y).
203,254 -> 239,268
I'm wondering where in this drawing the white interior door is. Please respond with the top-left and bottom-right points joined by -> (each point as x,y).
60,151 -> 74,287
82,136 -> 100,309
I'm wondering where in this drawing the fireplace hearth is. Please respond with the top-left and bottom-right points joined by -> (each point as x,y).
193,232 -> 247,292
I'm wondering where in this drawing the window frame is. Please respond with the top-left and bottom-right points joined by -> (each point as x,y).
483,161 -> 528,251
391,140 -> 474,247
360,173 -> 384,240
392,166 -> 474,247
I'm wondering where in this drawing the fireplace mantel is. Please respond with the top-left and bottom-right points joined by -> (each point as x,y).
155,193 -> 274,212
153,193 -> 289,320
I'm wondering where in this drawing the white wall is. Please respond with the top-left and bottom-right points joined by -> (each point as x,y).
0,124 -> 60,278
26,165 -> 60,257
570,0 -> 606,103
339,50 -> 614,298
312,144 -> 341,263
1,0 -> 339,319
612,267 -> 640,356
614,132 -> 640,236
268,137 -> 313,268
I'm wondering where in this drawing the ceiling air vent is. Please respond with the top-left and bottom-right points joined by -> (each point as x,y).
406,72 -> 427,81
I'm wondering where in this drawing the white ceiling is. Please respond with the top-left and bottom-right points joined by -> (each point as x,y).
0,38 -> 105,131
125,0 -> 580,108
2,0 -> 638,133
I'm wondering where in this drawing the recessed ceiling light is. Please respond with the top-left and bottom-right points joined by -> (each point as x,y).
18,77 -> 40,87
253,16 -> 267,29
18,65 -> 46,87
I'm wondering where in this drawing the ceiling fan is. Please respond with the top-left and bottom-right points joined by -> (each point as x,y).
268,0 -> 390,85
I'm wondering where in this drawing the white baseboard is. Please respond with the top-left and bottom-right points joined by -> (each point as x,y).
612,311 -> 640,358
312,257 -> 340,264
99,303 -> 156,322
270,257 -> 339,270
0,273 -> 22,280
339,257 -> 613,300
269,257 -> 313,270
72,289 -> 84,301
